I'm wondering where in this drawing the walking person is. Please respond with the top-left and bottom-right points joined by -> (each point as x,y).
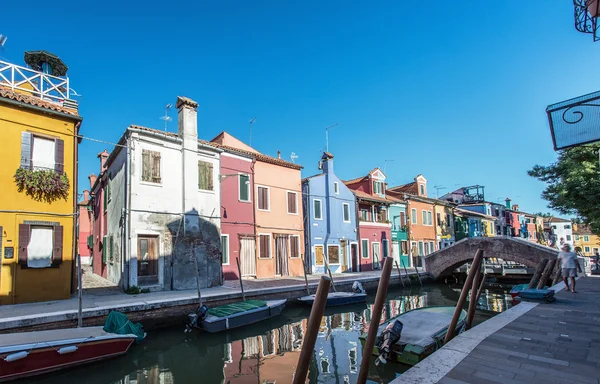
557,243 -> 582,293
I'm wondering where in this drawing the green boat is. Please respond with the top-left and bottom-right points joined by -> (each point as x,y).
359,306 -> 467,366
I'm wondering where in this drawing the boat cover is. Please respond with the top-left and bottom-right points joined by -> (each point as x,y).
103,311 -> 145,342
376,307 -> 458,348
208,300 -> 267,318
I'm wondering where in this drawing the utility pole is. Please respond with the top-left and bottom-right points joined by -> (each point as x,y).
325,123 -> 338,152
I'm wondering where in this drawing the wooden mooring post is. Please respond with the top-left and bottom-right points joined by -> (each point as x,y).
414,260 -> 423,286
236,258 -> 246,301
527,258 -> 549,289
401,260 -> 412,286
395,260 -> 405,288
301,255 -> 311,296
465,265 -> 483,330
552,260 -> 563,286
357,257 -> 394,384
293,276 -> 331,384
537,259 -> 557,289
445,250 -> 483,343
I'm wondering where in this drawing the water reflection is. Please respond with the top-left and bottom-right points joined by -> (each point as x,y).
27,285 -> 511,384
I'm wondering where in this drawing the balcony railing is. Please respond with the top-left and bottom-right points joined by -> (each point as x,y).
0,59 -> 70,103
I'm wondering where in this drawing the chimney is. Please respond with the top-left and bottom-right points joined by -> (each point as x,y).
176,96 -> 200,234
98,150 -> 110,172
83,190 -> 90,202
321,152 -> 334,174
88,173 -> 97,190
277,150 -> 281,159
505,198 -> 512,209
513,204 -> 520,212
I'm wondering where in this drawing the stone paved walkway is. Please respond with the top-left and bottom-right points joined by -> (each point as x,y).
396,276 -> 600,384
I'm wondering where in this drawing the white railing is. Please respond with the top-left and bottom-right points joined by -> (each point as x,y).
0,59 -> 69,103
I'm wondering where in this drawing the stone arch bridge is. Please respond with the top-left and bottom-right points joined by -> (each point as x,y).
425,236 -> 558,279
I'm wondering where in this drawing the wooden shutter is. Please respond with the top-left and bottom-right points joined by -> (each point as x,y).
52,225 -> 63,265
54,138 -> 64,174
287,192 -> 296,213
102,236 -> 107,263
18,224 -> 30,265
198,161 -> 205,189
142,150 -> 151,181
207,162 -> 213,191
290,236 -> 298,258
152,152 -> 161,182
20,132 -> 32,169
315,245 -> 324,265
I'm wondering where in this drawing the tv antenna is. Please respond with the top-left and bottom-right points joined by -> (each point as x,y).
249,117 -> 256,147
290,152 -> 298,163
384,159 -> 395,174
70,88 -> 82,97
325,123 -> 338,152
434,185 -> 447,198
0,34 -> 6,49
160,104 -> 172,132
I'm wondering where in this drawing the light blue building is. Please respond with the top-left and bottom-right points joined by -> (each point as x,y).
302,152 -> 358,274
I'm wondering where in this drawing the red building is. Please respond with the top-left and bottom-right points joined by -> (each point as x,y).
90,150 -> 110,278
344,168 -> 398,272
212,133 -> 256,280
77,189 -> 93,265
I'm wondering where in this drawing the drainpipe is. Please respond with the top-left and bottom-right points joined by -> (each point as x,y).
302,181 -> 312,274
125,133 -> 132,289
354,197 -> 361,272
251,159 -> 258,275
324,169 -> 331,273
71,121 -> 81,294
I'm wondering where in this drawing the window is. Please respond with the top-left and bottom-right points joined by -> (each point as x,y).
418,241 -> 424,256
360,209 -> 368,221
422,210 -> 427,225
584,235 -> 590,242
594,248 -> 599,254
495,208 -> 500,217
328,245 -> 339,264
314,199 -> 322,220
427,211 -> 433,225
401,241 -> 408,255
26,226 -> 54,268
334,182 -> 339,194
31,136 -> 56,170
373,181 -> 384,195
552,225 -> 557,229
424,242 -> 430,255
566,235 -> 572,241
376,208 -> 387,223
239,174 -> 250,202
142,150 -> 161,183
429,241 -> 435,254
411,208 -> 417,224
446,213 -> 452,227
400,211 -> 406,227
198,161 -> 214,191
290,236 -> 300,258
382,239 -> 389,257
585,246 -> 591,253
287,191 -> 298,214
259,234 -> 271,258
343,203 -> 351,222
257,186 -> 270,211
564,225 -> 571,229
221,235 -> 229,265
361,239 -> 369,259
575,235 -> 580,241
420,184 -> 425,195
437,213 -> 442,227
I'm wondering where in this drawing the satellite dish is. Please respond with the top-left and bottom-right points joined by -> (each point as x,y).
318,160 -> 323,170
290,152 -> 298,163
0,35 -> 6,48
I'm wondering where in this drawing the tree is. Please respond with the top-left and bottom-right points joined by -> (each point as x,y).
534,212 -> 552,218
528,143 -> 600,235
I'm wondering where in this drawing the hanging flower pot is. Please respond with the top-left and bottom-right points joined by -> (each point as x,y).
14,168 -> 70,203
588,0 -> 600,18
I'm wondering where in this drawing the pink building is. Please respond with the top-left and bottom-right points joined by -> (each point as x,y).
211,133 -> 256,280
77,189 -> 93,265
344,168 -> 397,272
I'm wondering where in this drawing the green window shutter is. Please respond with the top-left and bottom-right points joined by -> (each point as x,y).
103,186 -> 107,211
87,234 -> 93,248
102,236 -> 107,263
239,174 -> 249,201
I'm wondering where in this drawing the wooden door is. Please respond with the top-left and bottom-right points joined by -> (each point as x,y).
240,236 -> 256,277
392,241 -> 400,264
138,235 -> 158,285
351,243 -> 358,272
340,241 -> 348,272
372,243 -> 381,269
315,245 -> 324,267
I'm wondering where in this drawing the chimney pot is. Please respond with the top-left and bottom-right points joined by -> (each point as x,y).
277,150 -> 281,159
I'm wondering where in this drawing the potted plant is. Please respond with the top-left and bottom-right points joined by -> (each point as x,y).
14,168 -> 70,203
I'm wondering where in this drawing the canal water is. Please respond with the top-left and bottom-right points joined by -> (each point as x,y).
29,284 -> 513,384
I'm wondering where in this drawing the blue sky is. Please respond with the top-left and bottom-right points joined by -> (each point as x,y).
2,1 -> 599,215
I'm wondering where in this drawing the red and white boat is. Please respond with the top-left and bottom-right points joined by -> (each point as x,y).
0,326 -> 138,382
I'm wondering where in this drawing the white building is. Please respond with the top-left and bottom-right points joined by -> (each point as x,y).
544,217 -> 573,249
102,96 -> 222,290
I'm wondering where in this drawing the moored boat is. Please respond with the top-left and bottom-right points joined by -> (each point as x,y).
359,306 -> 467,366
297,291 -> 367,307
0,326 -> 139,382
509,284 -> 528,298
516,288 -> 555,302
187,299 -> 287,333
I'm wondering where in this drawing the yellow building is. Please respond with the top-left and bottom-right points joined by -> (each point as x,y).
433,201 -> 456,248
482,217 -> 496,237
0,52 -> 82,304
573,224 -> 599,256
